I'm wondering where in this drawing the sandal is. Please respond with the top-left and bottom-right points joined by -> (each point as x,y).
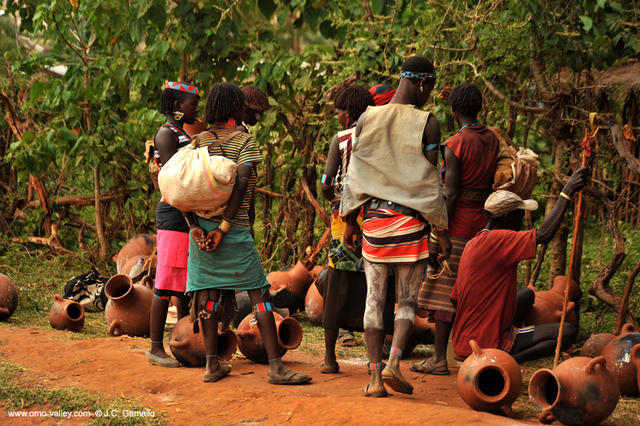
338,332 -> 358,347
381,365 -> 413,394
409,357 -> 449,375
268,369 -> 312,385
147,351 -> 181,368
363,383 -> 388,398
203,364 -> 232,382
320,362 -> 340,374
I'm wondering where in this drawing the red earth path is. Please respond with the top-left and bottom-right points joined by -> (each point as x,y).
0,326 -> 534,425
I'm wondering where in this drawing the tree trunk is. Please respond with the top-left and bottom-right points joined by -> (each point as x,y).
93,164 -> 108,259
547,139 -> 568,287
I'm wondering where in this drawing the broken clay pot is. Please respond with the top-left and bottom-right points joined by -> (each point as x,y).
600,322 -> 640,396
104,274 -> 153,337
0,273 -> 18,321
529,356 -> 619,425
169,316 -> 237,367
49,294 -> 84,332
236,311 -> 303,364
457,340 -> 522,415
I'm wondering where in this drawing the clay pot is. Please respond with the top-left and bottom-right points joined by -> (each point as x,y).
631,344 -> 640,395
304,282 -> 323,325
581,332 -> 615,357
457,340 -> 522,414
600,322 -> 640,395
169,316 -> 237,367
49,294 -> 84,332
114,234 -> 156,274
236,311 -> 303,364
524,276 -> 581,326
119,255 -> 157,278
0,273 -> 18,321
268,261 -> 314,312
104,274 -> 153,337
183,119 -> 208,137
529,356 -> 619,425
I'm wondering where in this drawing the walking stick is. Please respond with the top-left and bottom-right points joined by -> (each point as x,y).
553,125 -> 598,369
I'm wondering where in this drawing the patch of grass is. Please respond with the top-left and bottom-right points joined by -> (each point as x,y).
293,313 -> 368,360
0,241 -> 111,338
0,357 -> 164,425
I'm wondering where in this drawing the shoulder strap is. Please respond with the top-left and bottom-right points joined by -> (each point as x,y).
488,126 -> 517,160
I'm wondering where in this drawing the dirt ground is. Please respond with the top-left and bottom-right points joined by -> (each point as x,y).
0,326 -> 535,425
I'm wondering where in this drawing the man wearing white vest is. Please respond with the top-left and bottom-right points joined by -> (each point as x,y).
340,56 -> 451,397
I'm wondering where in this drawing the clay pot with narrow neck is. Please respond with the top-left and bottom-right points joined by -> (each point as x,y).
236,311 -> 303,364
0,273 -> 18,321
268,261 -> 314,312
581,332 -> 615,357
114,234 -> 156,274
524,276 -> 581,326
600,322 -> 640,395
456,340 -> 522,414
529,356 -> 619,425
304,282 -> 323,325
169,316 -> 237,367
104,274 -> 153,337
49,294 -> 84,332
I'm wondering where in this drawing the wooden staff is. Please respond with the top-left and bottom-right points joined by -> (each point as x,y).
553,126 -> 598,368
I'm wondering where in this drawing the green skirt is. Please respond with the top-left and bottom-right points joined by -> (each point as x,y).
186,217 -> 269,293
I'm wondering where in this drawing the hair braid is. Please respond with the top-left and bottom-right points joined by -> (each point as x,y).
204,82 -> 246,124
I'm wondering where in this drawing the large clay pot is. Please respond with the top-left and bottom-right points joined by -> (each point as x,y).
630,344 -> 640,395
0,273 -> 18,321
529,356 -> 619,425
236,311 -> 303,364
114,234 -> 156,274
457,340 -> 522,414
183,119 -> 208,137
600,322 -> 640,395
169,316 -> 237,367
524,276 -> 581,326
104,274 -> 153,337
267,262 -> 313,312
304,282 -> 323,325
49,294 -> 84,332
581,332 -> 615,357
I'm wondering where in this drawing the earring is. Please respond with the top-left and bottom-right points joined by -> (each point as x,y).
173,111 -> 184,121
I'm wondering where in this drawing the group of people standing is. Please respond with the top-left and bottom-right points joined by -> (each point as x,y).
146,54 -> 590,396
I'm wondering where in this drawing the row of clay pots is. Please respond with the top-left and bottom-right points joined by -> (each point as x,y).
457,340 -> 620,425
524,276 -> 581,326
0,273 -> 18,321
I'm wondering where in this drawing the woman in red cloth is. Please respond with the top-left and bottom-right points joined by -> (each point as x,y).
413,83 -> 499,375
148,81 -> 200,367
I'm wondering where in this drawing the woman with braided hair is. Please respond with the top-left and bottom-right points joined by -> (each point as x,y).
413,83 -> 500,375
184,82 -> 311,385
148,81 -> 200,367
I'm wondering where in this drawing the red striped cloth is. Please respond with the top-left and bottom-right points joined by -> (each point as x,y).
361,208 -> 430,263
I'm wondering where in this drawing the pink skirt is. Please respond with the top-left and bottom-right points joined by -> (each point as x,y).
154,229 -> 189,292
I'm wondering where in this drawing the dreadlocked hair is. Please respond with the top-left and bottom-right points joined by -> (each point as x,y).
449,83 -> 482,117
401,56 -> 436,83
159,84 -> 197,115
204,82 -> 245,124
242,86 -> 270,113
334,85 -> 375,122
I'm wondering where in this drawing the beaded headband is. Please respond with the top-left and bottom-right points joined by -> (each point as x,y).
400,70 -> 436,80
165,81 -> 199,95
